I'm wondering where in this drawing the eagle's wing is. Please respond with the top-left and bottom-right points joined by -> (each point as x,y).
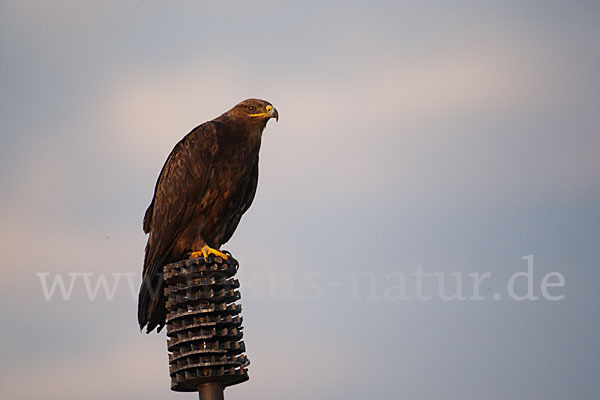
221,160 -> 259,245
138,122 -> 218,332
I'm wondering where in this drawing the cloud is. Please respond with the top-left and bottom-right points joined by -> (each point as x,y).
93,42 -> 558,209
0,336 -> 173,400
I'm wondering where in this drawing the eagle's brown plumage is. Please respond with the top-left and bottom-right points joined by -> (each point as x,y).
138,99 -> 278,333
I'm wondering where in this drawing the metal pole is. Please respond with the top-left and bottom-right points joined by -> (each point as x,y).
198,383 -> 224,400
164,255 -> 248,396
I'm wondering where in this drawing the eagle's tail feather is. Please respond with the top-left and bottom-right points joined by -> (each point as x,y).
138,265 -> 166,333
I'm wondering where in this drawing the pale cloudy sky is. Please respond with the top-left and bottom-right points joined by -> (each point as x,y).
1,1 -> 599,399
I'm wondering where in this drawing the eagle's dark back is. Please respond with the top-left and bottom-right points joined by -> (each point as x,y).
138,99 -> 278,333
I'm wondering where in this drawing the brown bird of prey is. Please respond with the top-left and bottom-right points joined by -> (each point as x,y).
138,98 -> 278,333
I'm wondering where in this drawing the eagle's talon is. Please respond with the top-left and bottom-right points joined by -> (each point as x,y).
189,245 -> 229,261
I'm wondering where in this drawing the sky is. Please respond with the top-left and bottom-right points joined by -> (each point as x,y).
1,1 -> 599,399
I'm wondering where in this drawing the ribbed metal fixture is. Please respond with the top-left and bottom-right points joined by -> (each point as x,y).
163,253 -> 249,393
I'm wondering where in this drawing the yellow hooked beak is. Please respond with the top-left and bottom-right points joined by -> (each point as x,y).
250,104 -> 279,121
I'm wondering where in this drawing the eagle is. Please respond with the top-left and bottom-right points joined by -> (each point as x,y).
138,98 -> 278,333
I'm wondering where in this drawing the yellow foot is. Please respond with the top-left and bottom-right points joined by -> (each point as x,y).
189,245 -> 228,261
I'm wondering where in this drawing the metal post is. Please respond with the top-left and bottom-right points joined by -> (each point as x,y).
198,383 -> 224,400
163,253 -> 249,398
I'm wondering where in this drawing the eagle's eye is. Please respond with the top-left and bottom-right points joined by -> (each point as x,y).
248,106 -> 257,112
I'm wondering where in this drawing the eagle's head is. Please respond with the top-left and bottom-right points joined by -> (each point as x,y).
222,98 -> 279,126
